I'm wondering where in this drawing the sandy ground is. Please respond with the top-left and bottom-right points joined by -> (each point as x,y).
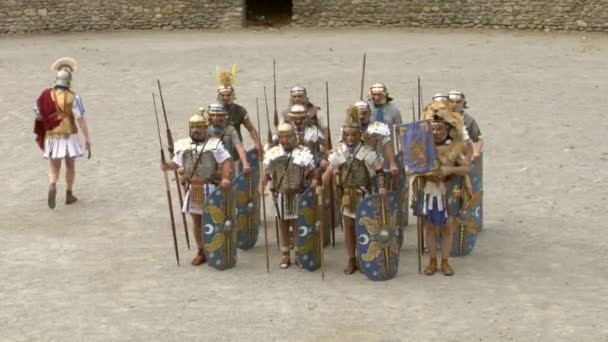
1,28 -> 607,341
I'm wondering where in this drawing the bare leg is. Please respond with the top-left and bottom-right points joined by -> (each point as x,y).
191,214 -> 206,266
440,218 -> 455,260
279,219 -> 291,268
49,159 -> 61,185
47,159 -> 61,209
64,157 -> 75,191
423,223 -> 438,275
64,157 -> 78,204
440,218 -> 456,275
343,216 -> 357,274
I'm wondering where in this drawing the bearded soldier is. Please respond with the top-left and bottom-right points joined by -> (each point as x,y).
34,57 -> 92,209
260,122 -> 317,269
417,110 -> 471,276
320,107 -> 386,274
448,90 -> 484,162
281,86 -> 330,150
161,112 -> 232,266
368,83 -> 401,177
216,66 -> 263,157
206,103 -> 251,175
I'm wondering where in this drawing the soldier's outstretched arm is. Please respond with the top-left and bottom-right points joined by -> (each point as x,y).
220,158 -> 233,189
235,143 -> 251,174
242,117 -> 263,157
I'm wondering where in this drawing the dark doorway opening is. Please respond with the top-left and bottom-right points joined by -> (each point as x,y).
246,0 -> 293,27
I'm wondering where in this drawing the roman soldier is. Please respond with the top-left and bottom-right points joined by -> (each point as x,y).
416,109 -> 472,276
448,90 -> 484,162
259,122 -> 317,269
34,57 -> 91,209
320,106 -> 386,274
281,85 -> 331,150
368,83 -> 401,176
286,104 -> 326,159
206,103 -> 251,176
161,112 -> 233,266
354,101 -> 399,181
216,65 -> 263,157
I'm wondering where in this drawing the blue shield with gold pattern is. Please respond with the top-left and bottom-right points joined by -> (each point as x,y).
445,175 -> 480,257
203,186 -> 237,270
355,192 -> 401,281
296,187 -> 322,271
399,121 -> 439,175
234,149 -> 260,250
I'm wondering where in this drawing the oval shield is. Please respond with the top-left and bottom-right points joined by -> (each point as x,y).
203,186 -> 237,270
296,187 -> 321,271
356,192 -> 401,281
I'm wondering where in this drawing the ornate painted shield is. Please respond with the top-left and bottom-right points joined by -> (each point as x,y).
203,186 -> 237,270
234,171 -> 260,250
296,187 -> 322,271
234,149 -> 260,250
399,121 -> 439,175
445,175 -> 479,257
355,192 -> 401,281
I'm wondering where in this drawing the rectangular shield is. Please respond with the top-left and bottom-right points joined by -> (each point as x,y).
398,121 -> 439,175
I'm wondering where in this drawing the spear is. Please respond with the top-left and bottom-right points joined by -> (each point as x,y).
325,81 -> 336,248
157,79 -> 191,250
412,98 -> 416,122
153,93 -> 180,266
264,86 -> 281,250
273,59 -> 279,129
417,77 -> 422,121
360,53 -> 367,101
257,97 -> 270,273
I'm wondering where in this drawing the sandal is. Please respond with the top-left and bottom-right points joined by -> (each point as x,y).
280,254 -> 291,269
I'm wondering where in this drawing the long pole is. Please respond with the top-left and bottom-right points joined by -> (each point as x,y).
325,81 -> 336,248
157,79 -> 191,250
257,98 -> 270,273
273,59 -> 279,128
153,93 -> 180,266
360,53 -> 367,100
264,86 -> 281,250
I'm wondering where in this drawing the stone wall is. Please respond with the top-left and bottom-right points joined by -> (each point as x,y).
1,0 -> 606,34
0,0 -> 244,34
292,0 -> 608,32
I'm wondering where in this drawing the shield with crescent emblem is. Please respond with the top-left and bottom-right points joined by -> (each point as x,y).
295,187 -> 322,271
399,121 -> 439,175
234,149 -> 260,250
355,192 -> 401,281
203,186 -> 237,270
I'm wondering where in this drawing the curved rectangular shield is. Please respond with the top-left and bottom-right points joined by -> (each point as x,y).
355,192 -> 401,281
234,171 -> 260,250
445,175 -> 479,257
203,186 -> 237,270
296,187 -> 321,271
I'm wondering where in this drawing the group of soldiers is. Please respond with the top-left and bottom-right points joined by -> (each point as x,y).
34,57 -> 484,280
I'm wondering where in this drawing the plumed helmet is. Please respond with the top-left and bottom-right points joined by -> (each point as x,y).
51,57 -> 77,88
